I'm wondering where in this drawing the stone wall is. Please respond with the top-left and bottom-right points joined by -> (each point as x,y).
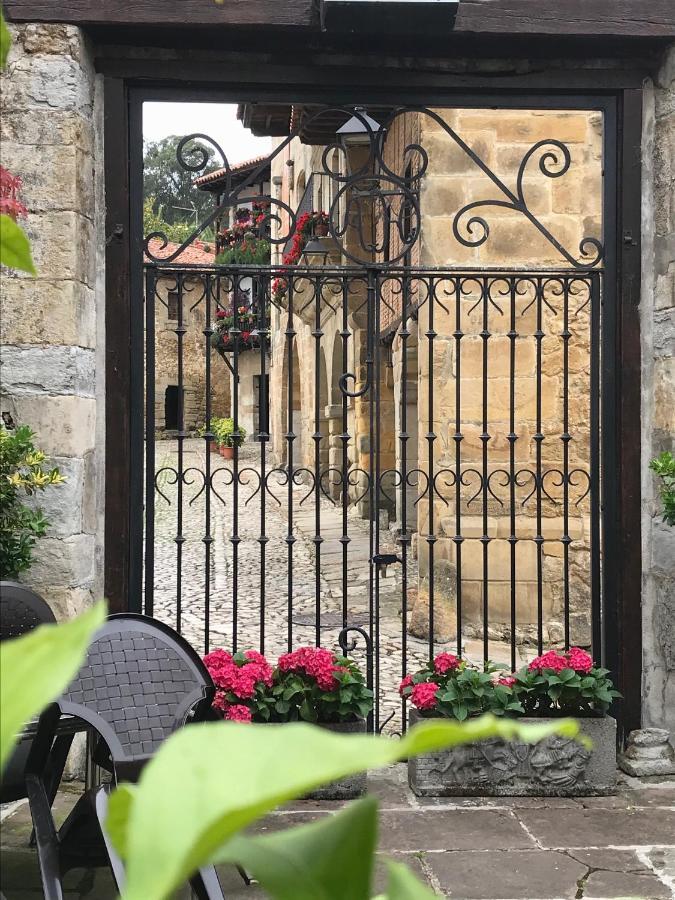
0,24 -> 104,619
152,273 -> 231,433
407,108 -> 601,644
642,44 -> 675,739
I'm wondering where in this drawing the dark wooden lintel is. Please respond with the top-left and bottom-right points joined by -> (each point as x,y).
4,0 -> 675,38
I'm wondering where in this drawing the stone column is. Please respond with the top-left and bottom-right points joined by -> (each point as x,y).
641,42 -> 675,751
0,25 -> 104,619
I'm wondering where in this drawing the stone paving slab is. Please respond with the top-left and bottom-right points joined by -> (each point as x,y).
516,806 -> 675,850
2,769 -> 674,899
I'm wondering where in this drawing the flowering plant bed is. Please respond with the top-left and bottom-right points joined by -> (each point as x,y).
271,646 -> 373,724
212,293 -> 261,354
399,653 -> 523,721
515,648 -> 620,717
202,649 -> 273,722
203,645 -> 372,798
272,210 -> 330,302
406,648 -> 619,797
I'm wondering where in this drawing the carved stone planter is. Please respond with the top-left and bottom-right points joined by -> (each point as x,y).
305,718 -> 367,800
408,710 -> 617,797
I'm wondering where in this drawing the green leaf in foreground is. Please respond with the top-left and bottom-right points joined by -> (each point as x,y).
382,860 -> 439,899
0,602 -> 106,773
0,9 -> 10,69
0,214 -> 36,274
219,796 -> 378,900
109,715 -> 581,900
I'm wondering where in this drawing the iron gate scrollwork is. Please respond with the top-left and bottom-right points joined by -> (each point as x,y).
142,104 -> 604,733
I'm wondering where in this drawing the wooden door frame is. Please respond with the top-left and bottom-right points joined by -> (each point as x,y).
103,63 -> 643,739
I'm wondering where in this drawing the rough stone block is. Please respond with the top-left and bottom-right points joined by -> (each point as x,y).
408,558 -> 457,643
409,711 -> 617,796
0,278 -> 96,348
3,395 -> 96,456
24,455 -> 84,538
1,54 -> 93,117
27,534 -> 96,589
0,345 -> 96,396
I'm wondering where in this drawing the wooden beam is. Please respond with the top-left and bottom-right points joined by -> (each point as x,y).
4,0 -> 318,29
4,0 -> 675,37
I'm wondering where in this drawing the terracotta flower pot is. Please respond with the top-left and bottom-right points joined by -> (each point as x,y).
314,222 -> 329,237
208,440 -> 218,454
220,445 -> 235,459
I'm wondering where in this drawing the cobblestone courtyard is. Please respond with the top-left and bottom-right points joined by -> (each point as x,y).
150,439 -> 537,730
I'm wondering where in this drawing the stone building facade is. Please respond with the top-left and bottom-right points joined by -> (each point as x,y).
264,107 -> 601,646
0,19 -> 673,743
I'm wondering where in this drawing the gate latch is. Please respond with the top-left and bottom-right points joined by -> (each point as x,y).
372,553 -> 402,577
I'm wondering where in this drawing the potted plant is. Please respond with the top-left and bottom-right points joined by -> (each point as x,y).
202,648 -> 274,723
270,646 -> 374,798
214,418 -> 246,459
196,423 -> 219,454
311,210 -> 330,237
404,649 -> 620,797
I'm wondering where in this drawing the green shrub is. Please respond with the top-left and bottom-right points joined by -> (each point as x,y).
0,425 -> 65,579
650,450 -> 675,526
212,417 -> 246,448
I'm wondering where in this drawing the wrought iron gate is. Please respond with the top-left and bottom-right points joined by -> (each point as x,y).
141,105 -> 605,732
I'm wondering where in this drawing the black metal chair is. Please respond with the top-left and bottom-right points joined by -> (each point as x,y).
0,581 -> 69,807
25,613 -> 227,900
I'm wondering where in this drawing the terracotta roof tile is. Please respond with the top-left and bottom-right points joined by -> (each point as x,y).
145,237 -> 216,265
194,154 -> 270,186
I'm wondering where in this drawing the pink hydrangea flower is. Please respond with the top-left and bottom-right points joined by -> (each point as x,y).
567,647 -> 593,674
498,675 -> 517,687
528,650 -> 568,673
399,674 -> 413,696
434,653 -> 460,675
224,704 -> 253,723
410,682 -> 439,710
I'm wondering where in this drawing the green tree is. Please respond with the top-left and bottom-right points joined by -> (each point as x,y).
143,136 -> 219,229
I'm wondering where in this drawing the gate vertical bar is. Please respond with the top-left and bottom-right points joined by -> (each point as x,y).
257,271 -> 268,655
590,271 -> 602,662
313,273 -> 323,647
373,269 -> 382,728
562,276 -> 572,649
508,277 -> 517,672
203,272 -> 213,653
364,267 -> 378,729
426,276 -> 436,664
231,273 -> 241,653
454,276 -> 464,659
481,276 -> 490,663
175,273 -> 185,634
340,275 -> 350,634
286,277 -> 296,652
535,276 -> 544,656
399,273 -> 410,732
144,266 -> 157,617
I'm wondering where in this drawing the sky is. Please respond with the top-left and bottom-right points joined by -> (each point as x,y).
143,102 -> 272,166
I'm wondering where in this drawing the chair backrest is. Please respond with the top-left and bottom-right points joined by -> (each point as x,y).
56,614 -> 214,766
0,581 -> 56,641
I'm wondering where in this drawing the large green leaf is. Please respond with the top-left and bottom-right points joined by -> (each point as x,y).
0,602 -> 106,773
0,8 -> 10,69
0,214 -> 36,274
219,797 -> 378,900
109,715 -> 580,900
381,860 -> 439,899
